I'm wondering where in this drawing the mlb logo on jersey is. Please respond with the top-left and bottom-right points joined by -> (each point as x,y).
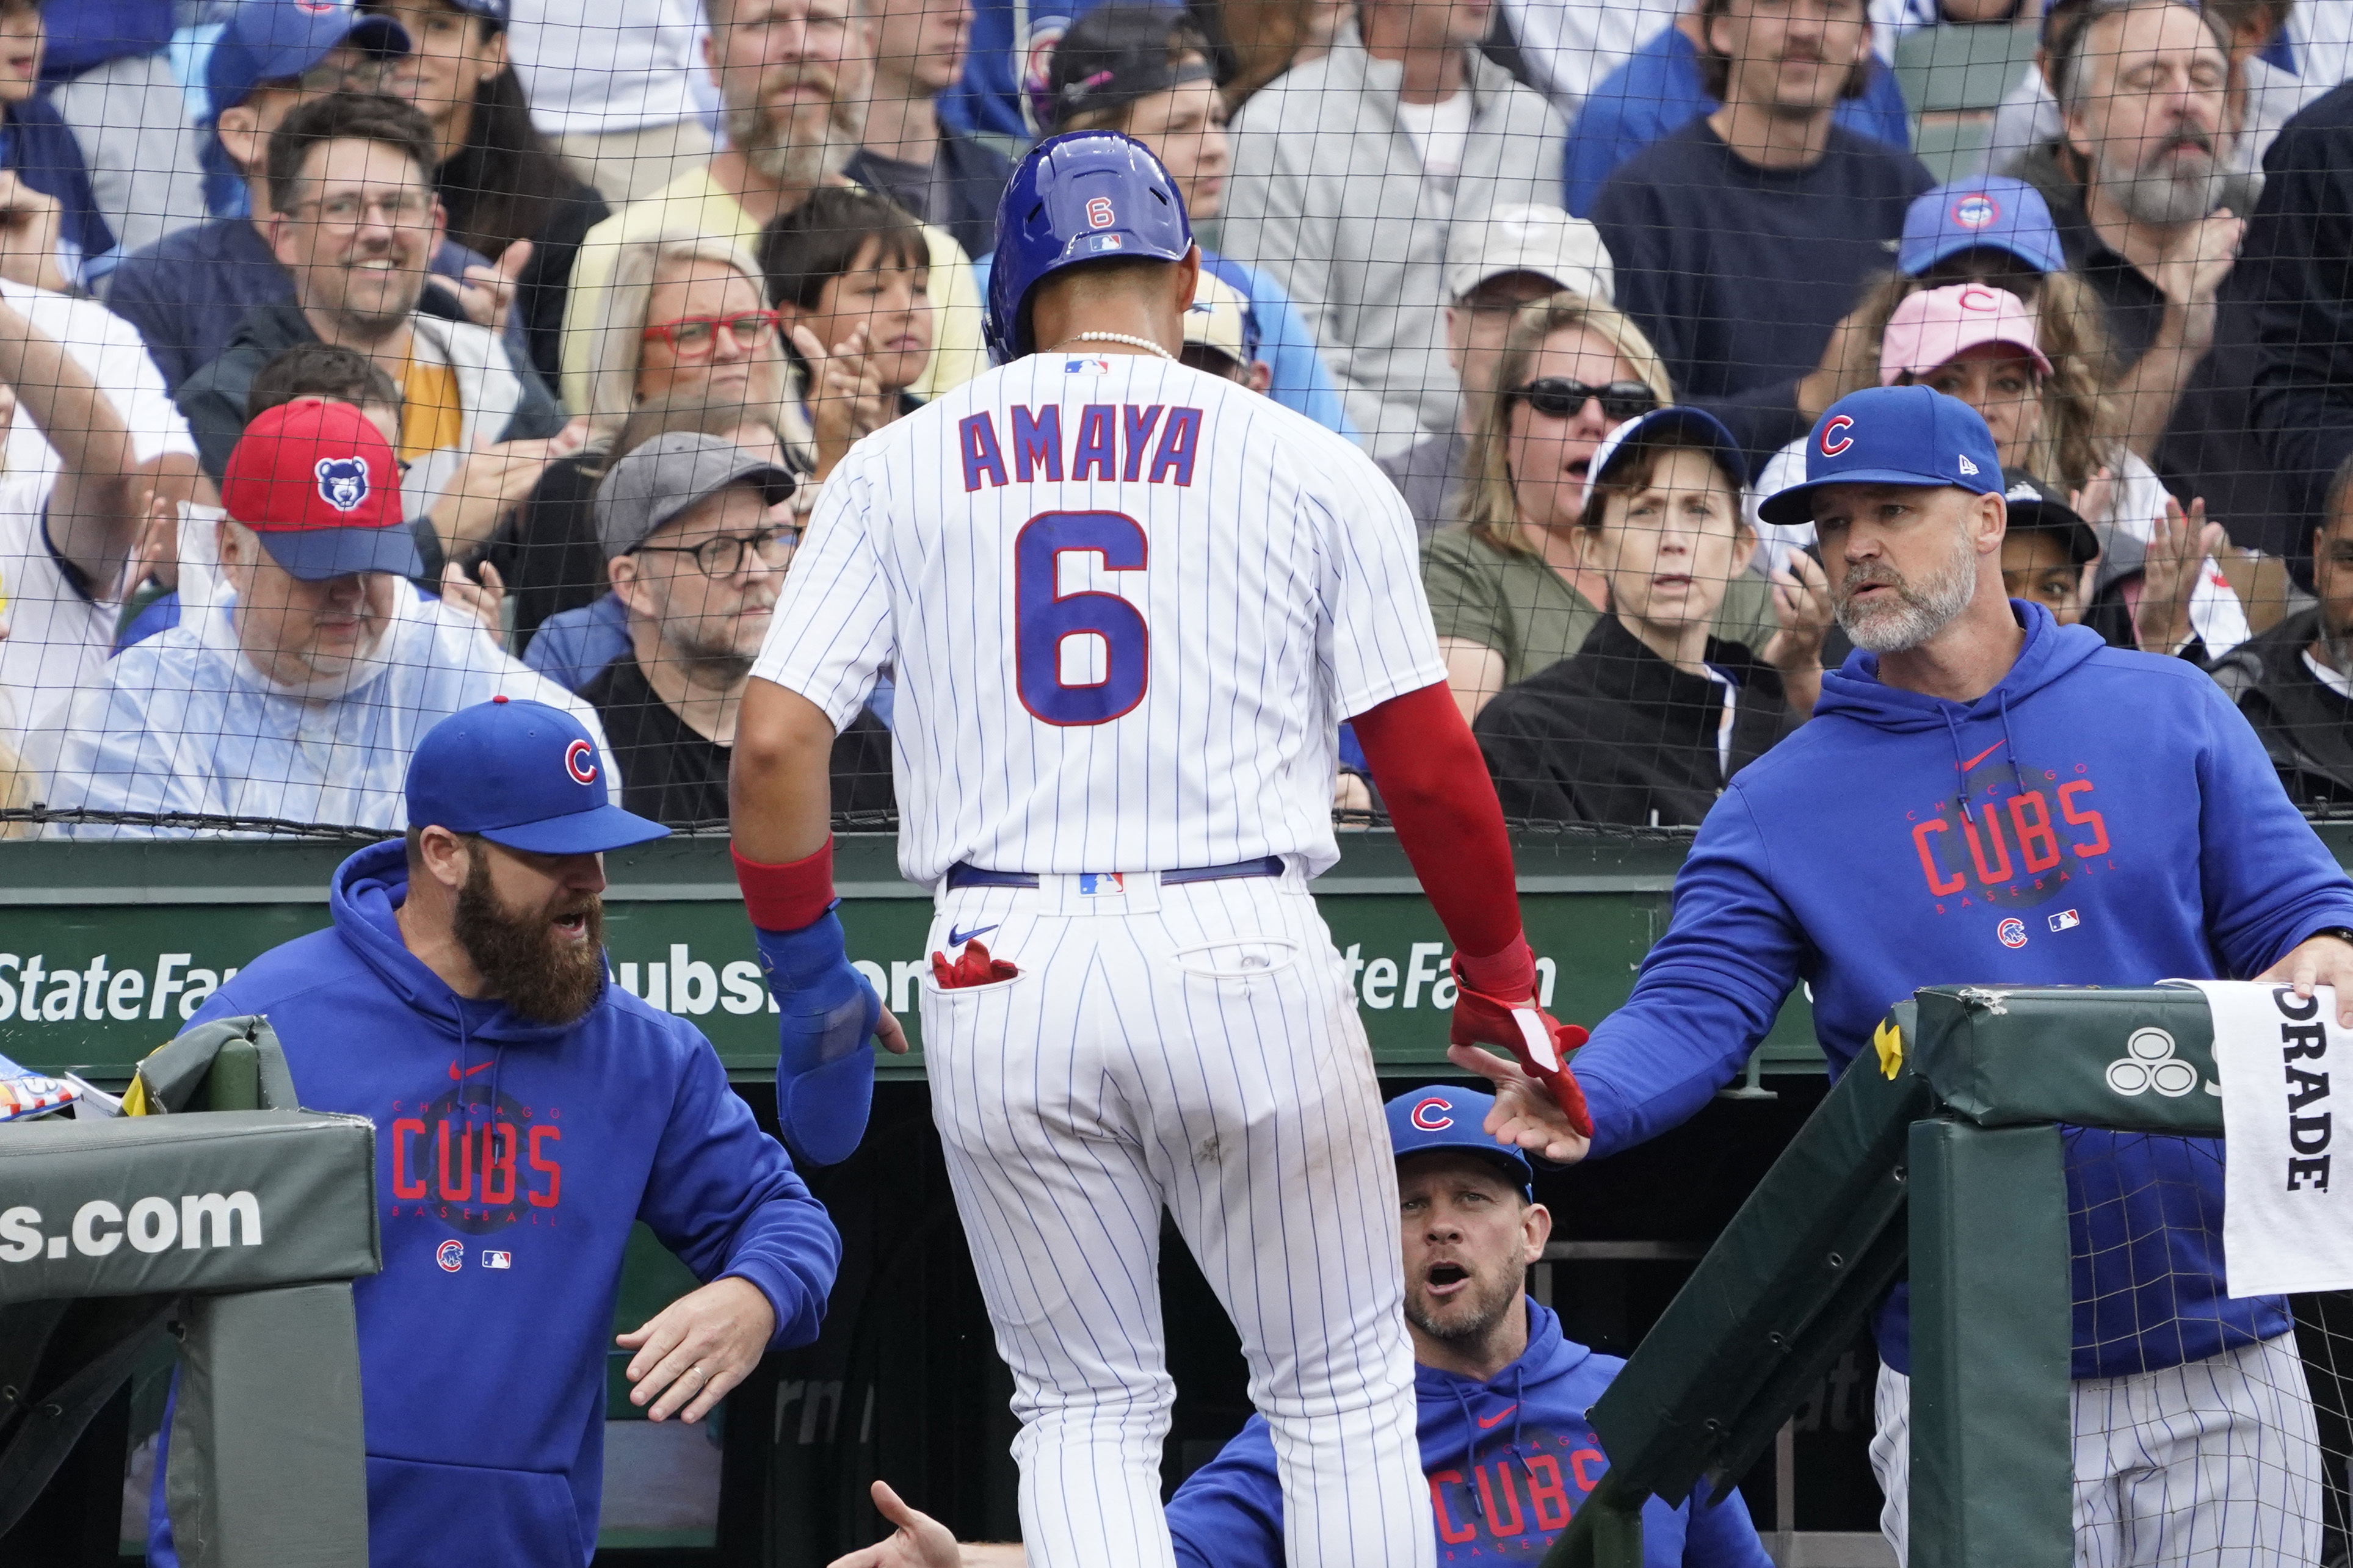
1065,357 -> 1114,375
482,1249 -> 512,1270
2049,908 -> 2081,932
1079,873 -> 1126,897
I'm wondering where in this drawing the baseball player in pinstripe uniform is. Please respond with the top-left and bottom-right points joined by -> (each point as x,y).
727,131 -> 1589,1568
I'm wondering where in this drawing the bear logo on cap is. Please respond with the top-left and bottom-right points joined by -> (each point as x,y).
315,456 -> 372,513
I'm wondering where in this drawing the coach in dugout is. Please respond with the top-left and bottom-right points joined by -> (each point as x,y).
145,696 -> 839,1567
1462,383 -> 2353,1564
828,1083 -> 1771,1567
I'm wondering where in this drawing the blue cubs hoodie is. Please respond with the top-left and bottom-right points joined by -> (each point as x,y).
147,840 -> 839,1567
1165,1301 -> 1772,1566
1568,601 -> 2353,1379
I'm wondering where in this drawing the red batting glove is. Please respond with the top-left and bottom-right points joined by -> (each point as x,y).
1449,947 -> 1594,1140
931,939 -> 1018,990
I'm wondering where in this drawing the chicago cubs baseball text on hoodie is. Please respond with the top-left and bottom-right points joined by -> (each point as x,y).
1164,1300 -> 1772,1566
1567,601 -> 2353,1378
147,840 -> 840,1567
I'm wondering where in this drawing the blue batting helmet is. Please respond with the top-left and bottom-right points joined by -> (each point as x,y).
985,131 -> 1195,363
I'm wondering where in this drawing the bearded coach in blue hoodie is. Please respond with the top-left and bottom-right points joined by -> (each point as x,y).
1454,385 -> 2353,1564
147,696 -> 841,1567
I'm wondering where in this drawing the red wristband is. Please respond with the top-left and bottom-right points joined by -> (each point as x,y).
733,839 -> 836,932
1455,933 -> 1535,1000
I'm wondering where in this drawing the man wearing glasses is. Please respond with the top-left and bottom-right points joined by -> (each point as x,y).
582,432 -> 893,825
103,0 -> 506,394
173,89 -> 571,522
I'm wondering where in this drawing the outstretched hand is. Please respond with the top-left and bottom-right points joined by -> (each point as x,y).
1447,1042 -> 1594,1163
826,1481 -> 962,1568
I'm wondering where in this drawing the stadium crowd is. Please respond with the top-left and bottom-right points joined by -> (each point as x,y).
0,0 -> 2346,839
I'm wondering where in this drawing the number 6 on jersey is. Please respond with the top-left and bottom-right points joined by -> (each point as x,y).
1014,510 -> 1148,726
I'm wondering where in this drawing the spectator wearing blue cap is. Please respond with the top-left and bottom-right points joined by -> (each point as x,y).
144,695 -> 840,1568
1474,407 -> 1812,828
0,0 -> 112,288
46,397 -> 596,835
1452,383 -> 2353,1566
98,0 -> 501,394
1591,0 -> 1932,411
830,1082 -> 1772,1567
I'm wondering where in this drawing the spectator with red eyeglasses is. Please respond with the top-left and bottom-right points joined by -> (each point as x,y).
471,233 -> 791,652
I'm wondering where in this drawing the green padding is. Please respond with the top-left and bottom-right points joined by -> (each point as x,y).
1907,1120 -> 2071,1567
0,1110 -> 381,1302
167,1283 -> 371,1568
1579,1005 -> 1933,1512
1910,986 -> 2223,1135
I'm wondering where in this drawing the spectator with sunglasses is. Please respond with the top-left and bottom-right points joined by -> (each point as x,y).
172,92 -> 568,494
581,432 -> 892,825
1425,294 -> 1831,723
1474,408 -> 1804,828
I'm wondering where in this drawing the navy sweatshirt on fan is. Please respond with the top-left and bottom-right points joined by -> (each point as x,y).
1568,602 -> 2353,1379
1166,1301 -> 1771,1566
1592,119 -> 1931,402
147,839 -> 839,1567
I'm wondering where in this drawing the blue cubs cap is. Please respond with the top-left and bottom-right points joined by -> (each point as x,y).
207,0 -> 410,118
1756,385 -> 2005,530
1899,178 -> 2066,278
407,698 -> 670,855
1586,404 -> 1749,496
1385,1086 -> 1534,1196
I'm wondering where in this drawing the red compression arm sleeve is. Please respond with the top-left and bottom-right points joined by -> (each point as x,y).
1351,681 -> 1524,966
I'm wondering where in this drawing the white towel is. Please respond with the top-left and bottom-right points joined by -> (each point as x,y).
2188,979 -> 2353,1296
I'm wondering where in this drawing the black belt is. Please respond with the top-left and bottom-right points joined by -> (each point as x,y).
945,856 -> 1283,892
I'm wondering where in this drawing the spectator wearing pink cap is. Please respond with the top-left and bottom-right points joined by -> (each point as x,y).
45,397 -> 599,835
1749,282 -> 2264,662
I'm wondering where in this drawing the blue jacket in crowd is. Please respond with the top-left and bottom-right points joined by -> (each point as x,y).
1166,1301 -> 1772,1566
1561,27 -> 1913,217
147,839 -> 840,1567
3,95 -> 113,276
1567,601 -> 2353,1379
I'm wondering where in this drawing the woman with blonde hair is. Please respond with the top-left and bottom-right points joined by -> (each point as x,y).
485,233 -> 789,646
1425,292 -> 1832,721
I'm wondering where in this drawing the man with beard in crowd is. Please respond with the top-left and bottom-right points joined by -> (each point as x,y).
2009,0 -> 2247,466
556,0 -> 984,415
1451,383 -> 2353,1564
584,432 -> 894,824
146,696 -> 843,1568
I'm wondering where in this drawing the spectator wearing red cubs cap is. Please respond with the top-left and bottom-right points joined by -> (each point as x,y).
45,397 -> 603,836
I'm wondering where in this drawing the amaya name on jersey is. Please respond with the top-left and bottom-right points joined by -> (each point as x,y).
958,399 -> 1205,491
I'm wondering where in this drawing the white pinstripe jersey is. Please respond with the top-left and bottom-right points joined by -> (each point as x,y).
749,353 -> 1446,887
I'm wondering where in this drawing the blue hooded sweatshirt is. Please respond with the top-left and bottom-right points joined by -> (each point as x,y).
1568,601 -> 2353,1379
1165,1301 -> 1772,1566
147,840 -> 839,1567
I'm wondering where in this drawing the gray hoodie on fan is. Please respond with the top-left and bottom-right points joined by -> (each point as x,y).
1220,21 -> 1565,461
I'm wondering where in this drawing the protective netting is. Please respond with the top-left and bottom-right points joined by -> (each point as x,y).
2062,1129 -> 2353,1565
0,0 -> 2332,840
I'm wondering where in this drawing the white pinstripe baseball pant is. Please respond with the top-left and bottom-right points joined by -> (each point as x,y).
1869,1332 -> 2322,1566
920,865 -> 1432,1568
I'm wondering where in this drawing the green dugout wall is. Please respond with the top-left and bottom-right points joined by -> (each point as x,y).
9,825 -> 2352,1564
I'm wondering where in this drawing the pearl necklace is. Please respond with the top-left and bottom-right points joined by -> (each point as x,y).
1062,331 -> 1176,362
